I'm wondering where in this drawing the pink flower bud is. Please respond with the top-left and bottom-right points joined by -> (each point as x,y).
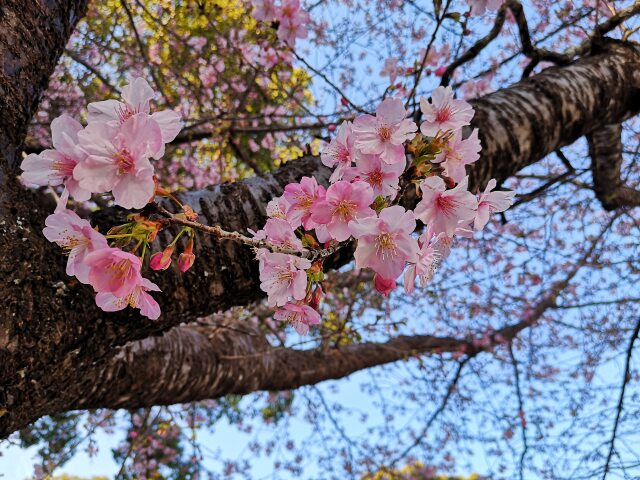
178,238 -> 195,272
150,245 -> 174,270
327,123 -> 336,132
435,66 -> 447,77
374,274 -> 396,296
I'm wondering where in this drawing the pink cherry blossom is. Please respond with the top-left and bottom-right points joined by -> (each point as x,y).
404,228 -> 442,293
467,0 -> 505,15
373,274 -> 396,296
258,250 -> 311,307
274,302 -> 321,335
321,121 -> 359,183
252,218 -> 304,251
343,153 -> 405,198
42,208 -> 108,284
420,86 -> 474,137
310,180 -> 375,242
414,176 -> 477,236
21,114 -> 91,201
75,113 -> 162,209
86,77 -> 181,158
266,195 -> 290,220
277,0 -> 310,44
349,205 -> 419,279
380,58 -> 401,83
433,128 -> 481,183
95,277 -> 161,320
352,98 -> 417,164
283,176 -> 326,229
83,247 -> 143,298
474,178 -> 515,231
251,0 -> 278,20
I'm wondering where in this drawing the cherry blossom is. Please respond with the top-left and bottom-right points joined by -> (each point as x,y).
433,128 -> 481,183
404,229 -> 442,293
414,176 -> 477,236
373,274 -> 396,296
283,176 -> 326,229
178,238 -> 195,273
310,180 -> 375,242
467,0 -> 505,15
277,0 -> 310,44
420,86 -> 474,137
74,113 -> 162,209
380,58 -> 401,83
343,153 -> 405,198
252,218 -> 304,251
258,250 -> 311,307
42,208 -> 108,284
266,195 -> 290,220
321,121 -> 359,183
251,0 -> 278,21
21,114 -> 91,201
83,247 -> 143,298
349,206 -> 419,280
274,302 -> 321,335
474,178 -> 516,231
352,98 -> 417,164
95,277 -> 161,320
149,245 -> 175,271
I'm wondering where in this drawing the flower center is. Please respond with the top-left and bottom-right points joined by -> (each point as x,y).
115,149 -> 136,175
277,269 -> 294,284
375,232 -> 397,259
109,259 -> 132,280
295,192 -> 315,211
367,169 -> 383,188
335,200 -> 356,221
436,194 -> 457,216
116,103 -> 139,123
435,106 -> 453,124
52,156 -> 76,178
377,126 -> 392,141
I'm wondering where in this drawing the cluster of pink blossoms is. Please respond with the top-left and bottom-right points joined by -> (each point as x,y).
256,87 -> 514,335
21,78 -> 183,319
251,0 -> 310,46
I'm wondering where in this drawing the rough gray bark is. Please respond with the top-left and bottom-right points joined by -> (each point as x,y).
0,0 -> 639,439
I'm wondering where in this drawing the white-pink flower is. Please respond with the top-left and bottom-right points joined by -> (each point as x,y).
352,98 -> 417,164
75,113 -> 162,209
258,250 -> 311,307
283,176 -> 326,229
21,114 -> 91,201
420,86 -> 474,137
474,178 -> 515,231
380,58 -> 401,83
321,121 -> 360,183
252,218 -> 304,251
433,128 -> 481,183
349,205 -> 419,279
467,0 -> 504,15
343,153 -> 405,198
266,195 -> 291,220
404,228 -> 442,293
276,0 -> 310,44
95,277 -> 161,320
87,77 -> 181,158
310,180 -> 375,242
414,176 -> 477,236
274,302 -> 321,335
43,208 -> 109,284
83,247 -> 143,298
251,0 -> 278,20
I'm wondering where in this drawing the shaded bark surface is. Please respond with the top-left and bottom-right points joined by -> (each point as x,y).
0,2 -> 639,438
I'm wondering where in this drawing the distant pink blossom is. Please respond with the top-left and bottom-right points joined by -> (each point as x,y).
43,208 -> 108,284
380,58 -> 401,83
86,77 -> 181,158
283,176 -> 326,229
474,178 -> 515,231
310,180 -> 375,242
420,86 -> 474,137
274,302 -> 321,335
467,0 -> 504,15
251,0 -> 278,20
352,98 -> 417,164
321,121 -> 359,182
83,247 -> 143,298
277,0 -> 310,44
95,277 -> 161,320
414,176 -> 477,236
349,205 -> 419,279
75,113 -> 162,209
258,250 -> 311,307
433,128 -> 481,182
343,153 -> 405,198
21,114 -> 91,201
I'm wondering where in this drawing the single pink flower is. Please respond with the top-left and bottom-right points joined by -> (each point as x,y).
276,0 -> 310,44
252,218 -> 304,251
343,153 -> 405,198
252,0 -> 278,20
75,113 -> 162,209
374,274 -> 396,296
404,228 -> 443,293
474,178 -> 515,231
21,114 -> 91,201
414,175 -> 477,236
352,98 -> 417,164
86,77 -> 181,158
95,277 -> 161,320
321,121 -> 359,183
380,58 -> 401,83
283,176 -> 326,229
310,180 -> 375,242
274,302 -> 321,335
420,86 -> 474,137
467,0 -> 504,15
349,205 -> 419,279
83,247 -> 143,298
43,208 -> 109,284
433,128 -> 481,183
266,195 -> 290,220
258,250 -> 311,307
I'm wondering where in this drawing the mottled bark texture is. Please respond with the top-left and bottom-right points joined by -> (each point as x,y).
0,2 -> 639,438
